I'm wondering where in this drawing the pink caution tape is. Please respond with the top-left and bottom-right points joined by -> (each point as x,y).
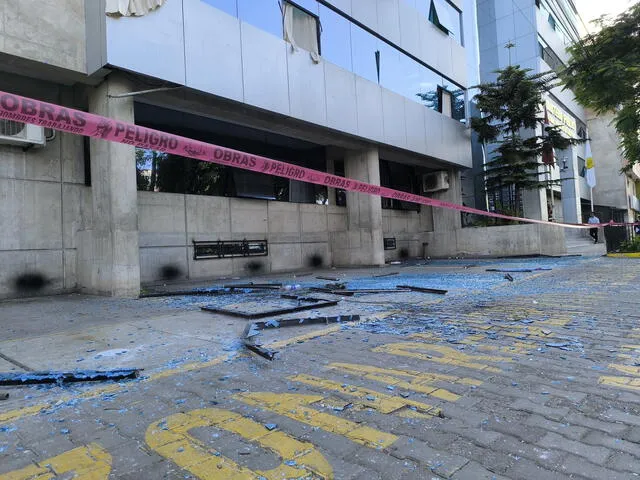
0,90 -> 634,229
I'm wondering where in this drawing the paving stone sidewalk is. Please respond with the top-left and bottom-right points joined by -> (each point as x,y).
1,256 -> 640,479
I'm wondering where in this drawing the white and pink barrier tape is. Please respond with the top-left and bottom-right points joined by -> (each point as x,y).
0,90 -> 636,230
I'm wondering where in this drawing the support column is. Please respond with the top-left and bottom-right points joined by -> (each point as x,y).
560,147 -> 581,224
331,147 -> 384,266
77,73 -> 140,296
431,168 -> 463,232
522,188 -> 547,221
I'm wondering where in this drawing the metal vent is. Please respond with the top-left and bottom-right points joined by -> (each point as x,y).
0,120 -> 26,136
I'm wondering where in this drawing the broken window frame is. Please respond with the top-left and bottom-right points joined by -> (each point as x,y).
428,0 -> 462,43
380,160 -> 421,212
282,0 -> 322,56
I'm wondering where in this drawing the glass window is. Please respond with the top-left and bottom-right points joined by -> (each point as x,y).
429,0 -> 462,44
380,160 -> 420,211
237,0 -> 282,37
439,76 -> 466,120
233,169 -> 277,200
350,23 -> 380,84
201,0 -> 237,17
397,53 -> 422,101
378,41 -> 404,95
416,66 -> 440,111
319,5 -> 352,71
539,37 -> 564,72
284,1 -> 320,54
578,156 -> 586,177
415,0 -> 429,18
450,88 -> 465,121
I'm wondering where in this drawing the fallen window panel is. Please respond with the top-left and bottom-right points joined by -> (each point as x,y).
0,369 -> 141,386
396,285 -> 448,295
202,298 -> 339,319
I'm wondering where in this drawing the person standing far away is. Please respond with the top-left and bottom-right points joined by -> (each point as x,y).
588,212 -> 600,244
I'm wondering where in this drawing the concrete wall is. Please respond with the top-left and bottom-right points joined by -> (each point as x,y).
425,223 -> 566,257
0,75 -> 89,299
382,207 -> 434,261
138,192 -> 349,284
97,0 -> 471,168
0,0 -> 86,73
588,113 -> 628,212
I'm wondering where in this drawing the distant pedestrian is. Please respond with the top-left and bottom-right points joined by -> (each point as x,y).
588,212 -> 600,243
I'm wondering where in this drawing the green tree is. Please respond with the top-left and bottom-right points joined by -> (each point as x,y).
470,65 -> 582,216
562,3 -> 640,170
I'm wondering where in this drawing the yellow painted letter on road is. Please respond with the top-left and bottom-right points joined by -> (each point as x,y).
289,373 -> 442,417
373,342 -> 511,372
145,408 -> 333,480
599,375 -> 640,392
236,392 -> 397,449
328,362 -> 483,401
0,443 -> 111,480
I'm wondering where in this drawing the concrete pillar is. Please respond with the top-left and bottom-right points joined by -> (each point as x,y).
560,147 -> 581,224
77,73 -> 140,296
431,168 -> 463,232
325,147 -> 338,206
522,188 -> 547,221
332,147 -> 384,266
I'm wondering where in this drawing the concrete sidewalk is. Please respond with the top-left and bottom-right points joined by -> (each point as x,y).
1,255 -> 639,479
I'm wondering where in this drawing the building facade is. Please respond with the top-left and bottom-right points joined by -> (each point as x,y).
587,112 -> 640,224
477,0 -> 590,223
1,0 -> 477,298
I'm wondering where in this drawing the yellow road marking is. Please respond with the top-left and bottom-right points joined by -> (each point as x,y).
372,342 -> 510,372
328,362 -> 480,400
0,405 -> 48,425
289,373 -> 441,418
267,325 -> 342,349
235,392 -> 397,448
0,443 -> 111,480
608,364 -> 640,376
599,376 -> 640,391
621,344 -> 640,351
145,408 -> 333,480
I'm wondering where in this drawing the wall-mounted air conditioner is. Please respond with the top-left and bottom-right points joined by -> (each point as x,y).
0,120 -> 46,147
422,171 -> 449,193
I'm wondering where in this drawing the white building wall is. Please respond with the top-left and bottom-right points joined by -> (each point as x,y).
97,0 -> 471,167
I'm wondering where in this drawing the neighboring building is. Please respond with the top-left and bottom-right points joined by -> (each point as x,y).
587,112 -> 640,224
0,0 -> 476,298
476,0 -> 593,224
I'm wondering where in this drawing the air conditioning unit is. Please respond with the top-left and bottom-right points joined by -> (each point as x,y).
422,171 -> 449,193
0,120 -> 46,147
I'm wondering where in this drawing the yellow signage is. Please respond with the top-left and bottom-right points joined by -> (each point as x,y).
546,99 -> 577,138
